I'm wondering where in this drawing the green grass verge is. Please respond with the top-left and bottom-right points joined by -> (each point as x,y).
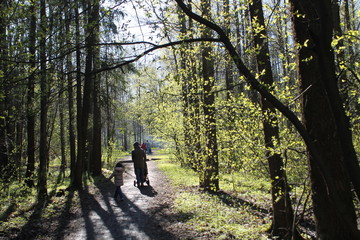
157,157 -> 271,239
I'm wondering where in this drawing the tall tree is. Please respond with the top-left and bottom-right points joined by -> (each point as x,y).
199,0 -> 219,192
74,0 -> 101,187
289,0 -> 360,238
66,0 -> 76,180
38,0 -> 49,201
91,0 -> 102,176
0,0 -> 9,181
249,0 -> 301,239
73,1 -> 82,184
25,0 -> 37,187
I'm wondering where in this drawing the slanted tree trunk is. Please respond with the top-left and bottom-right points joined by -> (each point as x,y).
289,0 -> 360,238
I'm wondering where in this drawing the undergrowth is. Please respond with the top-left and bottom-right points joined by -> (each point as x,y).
157,159 -> 271,240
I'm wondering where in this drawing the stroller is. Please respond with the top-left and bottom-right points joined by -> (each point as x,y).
134,160 -> 150,187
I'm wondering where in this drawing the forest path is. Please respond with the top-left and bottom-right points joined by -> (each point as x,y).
61,154 -> 182,240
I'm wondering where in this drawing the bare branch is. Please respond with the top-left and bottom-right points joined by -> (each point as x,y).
91,38 -> 222,74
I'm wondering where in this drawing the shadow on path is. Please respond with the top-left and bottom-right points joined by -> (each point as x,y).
60,159 -> 177,240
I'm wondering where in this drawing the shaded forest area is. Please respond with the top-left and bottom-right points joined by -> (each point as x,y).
1,0 -> 360,239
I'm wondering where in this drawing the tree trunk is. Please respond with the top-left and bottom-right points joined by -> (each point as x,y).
289,0 -> 360,238
66,2 -> 76,181
223,0 -> 233,97
73,0 -> 87,188
0,0 -> 16,182
199,0 -> 219,192
59,78 -> 66,174
73,2 -> 83,186
25,0 -> 36,188
38,0 -> 48,202
91,0 -> 101,176
0,0 -> 7,181
249,1 -> 302,239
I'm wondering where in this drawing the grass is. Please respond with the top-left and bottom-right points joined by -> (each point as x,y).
0,167 -> 75,238
1,151 -> 272,239
156,156 -> 271,240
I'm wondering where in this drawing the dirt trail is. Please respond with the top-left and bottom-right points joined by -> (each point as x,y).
61,156 -> 183,240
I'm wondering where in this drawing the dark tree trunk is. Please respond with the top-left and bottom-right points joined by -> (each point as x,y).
66,2 -> 76,181
73,2 -> 83,185
289,0 -> 360,238
59,80 -> 66,174
0,0 -> 16,182
73,0 -> 86,188
38,0 -> 48,202
199,0 -> 219,192
91,0 -> 101,176
249,1 -> 302,239
25,1 -> 36,188
74,0 -> 100,186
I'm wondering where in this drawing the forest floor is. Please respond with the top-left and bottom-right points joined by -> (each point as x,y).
3,154 -> 194,240
1,152 -> 326,240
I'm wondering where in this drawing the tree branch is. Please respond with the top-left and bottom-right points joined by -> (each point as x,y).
173,0 -> 334,196
91,38 -> 222,74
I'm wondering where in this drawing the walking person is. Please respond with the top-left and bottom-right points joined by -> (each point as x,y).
132,142 -> 147,187
108,162 -> 125,201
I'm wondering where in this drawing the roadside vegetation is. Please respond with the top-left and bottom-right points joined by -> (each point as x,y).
0,149 -> 129,239
156,154 -> 315,240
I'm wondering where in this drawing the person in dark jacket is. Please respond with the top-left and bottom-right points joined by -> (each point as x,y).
108,162 -> 125,201
132,142 -> 146,187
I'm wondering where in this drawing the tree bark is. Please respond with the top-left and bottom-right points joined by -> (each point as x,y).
66,1 -> 76,181
289,0 -> 360,238
249,1 -> 302,239
199,0 -> 219,192
38,0 -> 48,202
25,0 -> 36,188
0,0 -> 9,181
91,0 -> 102,176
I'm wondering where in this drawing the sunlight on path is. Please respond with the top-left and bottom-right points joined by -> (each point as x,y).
62,155 -> 174,240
